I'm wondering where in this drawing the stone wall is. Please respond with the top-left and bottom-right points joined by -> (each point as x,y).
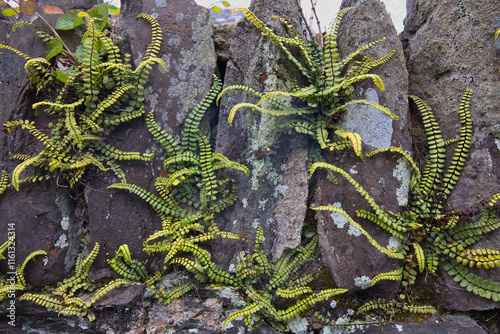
0,0 -> 499,332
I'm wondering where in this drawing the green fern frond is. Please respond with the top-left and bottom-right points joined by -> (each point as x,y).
16,250 -> 47,288
0,170 -> 9,196
371,267 -> 404,286
137,13 -> 163,60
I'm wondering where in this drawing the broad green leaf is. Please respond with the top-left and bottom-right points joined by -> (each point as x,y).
20,0 -> 36,16
88,3 -> 108,31
41,6 -> 64,15
222,1 -> 231,7
2,8 -> 19,16
108,5 -> 119,15
55,10 -> 83,30
55,69 -> 68,83
212,6 -> 221,13
46,39 -> 63,61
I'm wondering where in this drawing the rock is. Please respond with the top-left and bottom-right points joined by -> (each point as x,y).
84,0 -> 217,276
348,314 -> 486,334
314,0 -> 412,293
214,0 -> 310,266
402,0 -> 500,310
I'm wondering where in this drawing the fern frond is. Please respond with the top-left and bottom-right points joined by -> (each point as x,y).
17,250 -> 47,287
332,99 -> 399,120
137,13 -> 163,60
0,170 -> 9,196
334,128 -> 363,159
371,267 -> 403,286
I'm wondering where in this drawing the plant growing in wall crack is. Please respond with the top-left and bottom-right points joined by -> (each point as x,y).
311,89 -> 500,318
218,7 -> 398,160
1,7 -> 165,190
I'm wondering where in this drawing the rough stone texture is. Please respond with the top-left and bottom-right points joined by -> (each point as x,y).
314,0 -> 412,293
349,315 -> 487,334
84,0 -> 217,277
0,0 -> 96,288
214,0 -> 310,266
402,0 -> 500,310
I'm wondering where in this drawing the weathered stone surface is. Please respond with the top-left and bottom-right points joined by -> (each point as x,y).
402,0 -> 500,310
214,0 -> 310,266
84,0 -> 217,276
349,314 -> 486,334
314,0 -> 412,293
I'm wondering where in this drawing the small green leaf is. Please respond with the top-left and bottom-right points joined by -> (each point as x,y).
212,6 -> 221,13
2,8 -> 19,16
222,1 -> 231,7
41,6 -> 64,15
108,5 -> 119,15
46,39 -> 63,61
55,10 -> 83,30
20,0 -> 36,16
55,69 -> 68,83
88,3 -> 108,31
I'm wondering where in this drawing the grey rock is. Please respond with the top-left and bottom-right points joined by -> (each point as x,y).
402,0 -> 500,310
314,0 -> 412,294
214,0 -> 309,266
348,315 -> 486,334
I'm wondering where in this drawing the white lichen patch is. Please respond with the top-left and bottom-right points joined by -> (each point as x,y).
348,224 -> 362,237
354,275 -> 372,289
330,300 -> 337,309
387,235 -> 402,250
343,88 -> 393,149
252,219 -> 260,229
395,324 -> 403,332
42,256 -> 49,266
259,198 -> 268,211
330,202 -> 348,229
349,165 -> 358,174
60,216 -> 70,231
242,198 -> 248,208
287,316 -> 308,334
496,138 -> 500,151
55,234 -> 68,248
393,157 -> 411,206
274,184 -> 289,198
154,0 -> 167,7
471,148 -> 493,171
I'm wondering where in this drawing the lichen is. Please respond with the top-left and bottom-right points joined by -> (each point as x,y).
343,88 -> 394,150
55,234 -> 69,248
329,202 -> 348,229
354,275 -> 372,289
393,157 -> 411,206
287,316 -> 309,334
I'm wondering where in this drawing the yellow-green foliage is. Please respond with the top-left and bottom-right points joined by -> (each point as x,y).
19,243 -> 133,321
2,12 -> 165,190
312,89 -> 500,317
218,7 -> 398,160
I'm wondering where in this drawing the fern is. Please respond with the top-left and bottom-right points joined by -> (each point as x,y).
312,89 -> 500,318
218,7 -> 397,159
1,12 -> 163,190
